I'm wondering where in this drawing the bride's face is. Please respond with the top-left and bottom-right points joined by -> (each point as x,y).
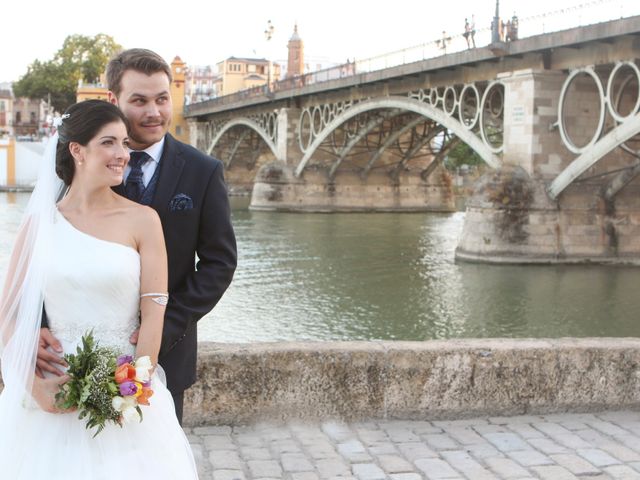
76,121 -> 130,187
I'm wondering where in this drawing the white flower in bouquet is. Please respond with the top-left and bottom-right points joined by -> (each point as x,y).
122,405 -> 142,424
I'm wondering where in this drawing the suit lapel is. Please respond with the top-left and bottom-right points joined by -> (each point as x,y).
151,134 -> 186,215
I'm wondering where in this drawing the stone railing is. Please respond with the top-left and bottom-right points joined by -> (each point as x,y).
2,339 -> 638,425
183,339 -> 640,426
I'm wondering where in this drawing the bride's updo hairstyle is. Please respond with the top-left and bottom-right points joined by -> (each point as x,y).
56,100 -> 129,185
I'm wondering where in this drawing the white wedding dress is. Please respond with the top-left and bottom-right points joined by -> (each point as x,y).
2,209 -> 199,479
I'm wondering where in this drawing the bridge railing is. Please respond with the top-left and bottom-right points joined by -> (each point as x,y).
185,0 -> 636,115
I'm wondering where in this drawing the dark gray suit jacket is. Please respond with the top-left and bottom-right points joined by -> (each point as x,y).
115,134 -> 237,393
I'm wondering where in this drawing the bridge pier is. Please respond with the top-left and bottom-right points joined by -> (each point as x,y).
251,163 -> 456,212
456,69 -> 640,264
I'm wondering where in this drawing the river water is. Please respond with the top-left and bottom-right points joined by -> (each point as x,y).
0,193 -> 637,342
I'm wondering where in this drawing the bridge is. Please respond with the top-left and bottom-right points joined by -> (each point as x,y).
185,15 -> 640,264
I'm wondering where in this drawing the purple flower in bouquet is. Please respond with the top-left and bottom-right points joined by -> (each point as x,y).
119,381 -> 139,397
117,354 -> 134,367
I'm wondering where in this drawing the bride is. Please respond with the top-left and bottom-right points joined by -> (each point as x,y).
0,100 -> 198,478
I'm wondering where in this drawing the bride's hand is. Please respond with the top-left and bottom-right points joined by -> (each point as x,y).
32,374 -> 73,413
36,328 -> 67,378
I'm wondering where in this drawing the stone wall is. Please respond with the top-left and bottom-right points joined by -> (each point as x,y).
182,338 -> 640,426
1,339 -> 637,425
250,163 -> 456,212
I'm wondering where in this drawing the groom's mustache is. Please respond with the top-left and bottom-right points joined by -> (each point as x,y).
140,119 -> 165,126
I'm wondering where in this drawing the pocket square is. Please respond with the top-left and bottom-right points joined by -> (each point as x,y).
169,193 -> 193,211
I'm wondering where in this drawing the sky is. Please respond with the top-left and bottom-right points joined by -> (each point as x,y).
1,0 -> 638,83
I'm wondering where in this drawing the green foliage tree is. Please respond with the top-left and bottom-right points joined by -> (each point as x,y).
443,138 -> 484,170
13,34 -> 121,113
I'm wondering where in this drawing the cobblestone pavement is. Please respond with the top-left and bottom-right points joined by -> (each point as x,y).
185,411 -> 640,480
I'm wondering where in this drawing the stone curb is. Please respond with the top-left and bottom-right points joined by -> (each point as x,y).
183,338 -> 640,426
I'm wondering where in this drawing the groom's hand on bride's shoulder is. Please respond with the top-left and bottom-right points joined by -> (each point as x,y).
35,327 -> 67,378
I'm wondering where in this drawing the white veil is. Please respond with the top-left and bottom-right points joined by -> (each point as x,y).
0,133 -> 65,440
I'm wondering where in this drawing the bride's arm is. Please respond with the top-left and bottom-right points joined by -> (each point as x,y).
135,208 -> 168,365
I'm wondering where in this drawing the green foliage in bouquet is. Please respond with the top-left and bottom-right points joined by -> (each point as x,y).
55,331 -> 121,436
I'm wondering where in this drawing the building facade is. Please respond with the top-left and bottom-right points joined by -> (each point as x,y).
76,75 -> 108,103
0,89 -> 13,136
12,97 -> 51,137
185,65 -> 218,104
214,57 -> 282,96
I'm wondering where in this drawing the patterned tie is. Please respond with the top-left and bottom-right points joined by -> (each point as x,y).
125,151 -> 150,202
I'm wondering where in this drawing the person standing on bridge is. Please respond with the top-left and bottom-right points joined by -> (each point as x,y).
470,15 -> 477,48
464,18 -> 472,49
36,48 -> 237,424
464,16 -> 477,49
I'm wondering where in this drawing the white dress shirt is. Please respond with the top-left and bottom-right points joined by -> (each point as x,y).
124,137 -> 165,188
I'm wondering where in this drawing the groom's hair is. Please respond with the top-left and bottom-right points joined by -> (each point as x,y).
106,48 -> 173,97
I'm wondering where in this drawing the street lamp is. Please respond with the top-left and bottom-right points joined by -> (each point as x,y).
264,20 -> 275,91
492,0 -> 501,44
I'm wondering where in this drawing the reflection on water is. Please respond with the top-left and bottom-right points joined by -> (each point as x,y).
1,193 -> 638,342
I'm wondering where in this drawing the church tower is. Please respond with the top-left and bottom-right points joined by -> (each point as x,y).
287,25 -> 304,78
170,56 -> 189,143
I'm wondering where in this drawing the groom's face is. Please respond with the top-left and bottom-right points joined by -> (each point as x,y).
111,70 -> 172,150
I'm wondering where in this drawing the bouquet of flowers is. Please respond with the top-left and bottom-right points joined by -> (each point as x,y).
55,331 -> 154,436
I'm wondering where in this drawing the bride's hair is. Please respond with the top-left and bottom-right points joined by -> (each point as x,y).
56,100 -> 129,185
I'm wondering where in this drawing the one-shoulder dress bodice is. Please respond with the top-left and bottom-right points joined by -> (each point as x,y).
44,210 -> 141,356
0,210 -> 199,480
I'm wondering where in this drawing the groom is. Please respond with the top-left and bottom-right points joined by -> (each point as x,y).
38,48 -> 237,423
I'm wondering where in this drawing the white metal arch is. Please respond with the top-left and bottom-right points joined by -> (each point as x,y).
206,118 -> 278,160
329,112 -> 402,180
294,96 -> 501,177
362,117 -> 427,178
548,112 -> 640,199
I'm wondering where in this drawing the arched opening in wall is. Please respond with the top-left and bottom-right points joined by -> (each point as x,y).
211,125 -> 277,195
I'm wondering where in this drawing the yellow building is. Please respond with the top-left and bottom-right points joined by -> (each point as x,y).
76,78 -> 109,102
169,56 -> 189,143
214,57 -> 282,96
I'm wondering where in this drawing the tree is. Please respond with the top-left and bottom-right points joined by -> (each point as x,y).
12,34 -> 121,113
443,138 -> 484,170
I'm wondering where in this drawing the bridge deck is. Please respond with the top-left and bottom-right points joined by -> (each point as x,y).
185,15 -> 640,118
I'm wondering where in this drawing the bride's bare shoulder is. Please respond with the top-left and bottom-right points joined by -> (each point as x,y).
120,203 -> 163,240
117,200 -> 157,221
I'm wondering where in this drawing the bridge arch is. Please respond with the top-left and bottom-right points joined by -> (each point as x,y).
548,113 -> 640,199
294,96 -> 501,177
206,118 -> 278,160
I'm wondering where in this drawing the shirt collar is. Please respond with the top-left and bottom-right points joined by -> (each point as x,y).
129,137 -> 165,164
